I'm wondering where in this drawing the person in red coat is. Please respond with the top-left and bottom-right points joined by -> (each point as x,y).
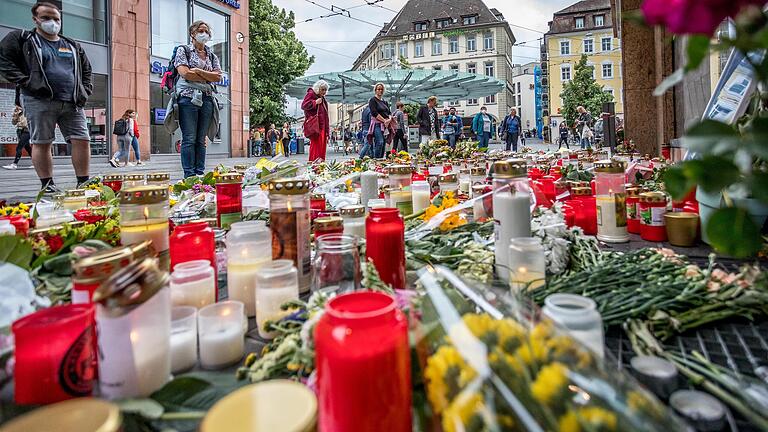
301,80 -> 330,162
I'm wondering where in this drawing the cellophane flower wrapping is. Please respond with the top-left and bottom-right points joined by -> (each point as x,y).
415,266 -> 688,432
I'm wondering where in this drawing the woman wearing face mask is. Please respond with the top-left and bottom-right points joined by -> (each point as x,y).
171,20 -> 222,178
472,106 -> 494,149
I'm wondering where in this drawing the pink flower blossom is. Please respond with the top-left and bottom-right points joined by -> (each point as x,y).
641,0 -> 765,35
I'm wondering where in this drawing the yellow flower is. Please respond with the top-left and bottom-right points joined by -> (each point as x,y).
169,198 -> 178,207
442,392 -> 484,432
345,179 -> 353,192
514,336 -> 548,368
422,203 -> 444,221
439,213 -> 467,231
559,411 -> 580,432
558,407 -> 618,432
530,362 -> 569,405
18,203 -> 29,210
424,345 -> 477,413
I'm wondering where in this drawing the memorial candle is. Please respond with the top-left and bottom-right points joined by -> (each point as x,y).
198,301 -> 245,369
226,222 -> 271,317
215,172 -> 243,229
119,186 -> 170,269
269,178 -> 311,293
411,181 -> 431,214
365,208 -> 405,290
360,171 -> 379,210
594,160 -> 629,243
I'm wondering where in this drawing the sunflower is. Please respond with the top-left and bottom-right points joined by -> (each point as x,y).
441,392 -> 484,432
439,213 -> 467,231
424,345 -> 477,413
530,362 -> 569,406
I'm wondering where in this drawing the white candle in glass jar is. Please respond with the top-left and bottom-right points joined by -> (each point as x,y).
256,284 -> 298,339
121,218 -> 170,252
412,181 -> 432,214
389,190 -> 413,216
342,220 -> 366,239
493,191 -> 532,282
170,329 -> 197,373
199,325 -> 244,368
227,262 -> 266,317
360,171 -> 379,209
171,261 -> 215,309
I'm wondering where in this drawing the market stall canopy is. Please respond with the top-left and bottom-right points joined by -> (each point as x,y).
285,69 -> 506,105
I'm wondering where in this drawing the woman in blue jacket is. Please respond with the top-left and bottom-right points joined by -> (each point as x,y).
472,106 -> 494,149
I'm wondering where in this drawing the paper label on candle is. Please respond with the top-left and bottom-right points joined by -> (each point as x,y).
597,194 -> 627,228
395,200 -> 413,216
626,201 -> 638,220
97,311 -> 140,399
271,209 -> 311,280
59,326 -> 97,396
219,212 -> 242,230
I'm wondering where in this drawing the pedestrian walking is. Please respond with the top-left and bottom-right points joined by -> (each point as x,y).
367,83 -> 393,159
417,96 -> 440,144
575,106 -> 593,150
281,122 -> 291,157
358,106 -> 373,158
267,124 -> 279,156
301,79 -> 330,162
110,110 -> 134,167
3,106 -> 32,170
129,112 -> 142,165
501,108 -> 521,152
471,106 -> 493,149
442,108 -> 459,149
392,101 -> 408,152
558,122 -> 570,149
0,2 -> 93,192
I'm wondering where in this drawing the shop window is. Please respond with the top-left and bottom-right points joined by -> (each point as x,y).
1,0 -> 106,44
152,0 -> 189,58
193,3 -> 230,72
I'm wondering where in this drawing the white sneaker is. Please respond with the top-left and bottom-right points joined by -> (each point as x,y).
136,160 -> 144,165
127,162 -> 136,167
2,163 -> 18,170
109,158 -> 118,168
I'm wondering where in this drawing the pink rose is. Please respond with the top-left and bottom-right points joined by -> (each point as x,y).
642,0 -> 765,35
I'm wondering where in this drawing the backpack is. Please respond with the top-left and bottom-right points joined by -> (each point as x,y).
160,45 -> 191,94
113,119 -> 128,135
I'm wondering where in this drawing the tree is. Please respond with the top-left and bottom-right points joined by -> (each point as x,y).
402,103 -> 420,125
560,54 -> 613,127
399,55 -> 412,70
249,0 -> 313,126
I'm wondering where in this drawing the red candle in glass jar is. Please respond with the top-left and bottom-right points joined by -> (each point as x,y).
169,220 -> 217,295
571,187 -> 597,235
1,215 -> 29,236
540,175 -> 557,202
315,291 -> 411,432
550,166 -> 562,180
314,216 -> 344,239
639,192 -> 668,242
102,174 -> 123,193
625,187 -> 641,234
310,193 -> 327,221
365,208 -> 406,290
215,173 -> 243,229
12,304 -> 97,405
72,246 -> 135,304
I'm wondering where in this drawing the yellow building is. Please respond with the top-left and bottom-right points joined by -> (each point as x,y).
542,0 -> 623,128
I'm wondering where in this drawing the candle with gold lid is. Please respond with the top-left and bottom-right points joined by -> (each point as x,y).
102,174 -> 124,192
388,165 -> 413,216
62,189 -> 87,211
72,246 -> 135,304
269,178 -> 311,293
123,173 -> 145,189
594,159 -> 629,243
119,186 -> 170,270
145,172 -> 171,188
0,398 -> 122,432
216,172 -> 244,229
340,205 -> 366,238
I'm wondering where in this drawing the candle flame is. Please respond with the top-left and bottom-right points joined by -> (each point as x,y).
221,308 -> 231,317
143,206 -> 150,220
287,201 -> 292,212
517,267 -> 528,274
130,331 -> 139,343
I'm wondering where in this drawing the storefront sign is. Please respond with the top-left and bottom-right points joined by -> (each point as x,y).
150,61 -> 230,87
216,0 -> 240,8
401,32 -> 436,41
154,109 -> 167,125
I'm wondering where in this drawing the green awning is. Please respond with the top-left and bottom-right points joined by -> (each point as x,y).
285,68 -> 505,105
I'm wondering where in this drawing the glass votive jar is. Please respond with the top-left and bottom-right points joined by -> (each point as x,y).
120,186 -> 170,270
102,174 -> 124,192
314,216 -> 344,240
388,165 -> 413,216
94,258 -> 171,399
310,192 -> 327,221
368,198 -> 387,209
508,237 -> 546,293
542,293 -> 604,359
146,172 -> 171,189
170,306 -> 198,373
216,172 -> 243,229
458,169 -> 471,193
171,260 -> 215,309
268,178 -> 311,293
62,189 -> 87,211
198,301 -> 245,369
255,259 -> 299,339
470,167 -> 487,186
340,205 -> 366,239
71,246 -> 135,304
438,173 -> 458,196
226,221 -> 271,317
411,181 -> 431,214
594,159 -> 629,243
311,234 -> 361,297
123,173 -> 145,189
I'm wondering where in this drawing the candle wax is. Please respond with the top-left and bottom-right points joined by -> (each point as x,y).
389,190 -> 413,216
412,190 -> 431,213
171,275 -> 216,309
121,219 -> 170,252
510,268 -> 545,292
170,329 -> 197,373
256,284 -> 299,339
342,220 -> 366,239
227,261 -> 267,317
493,191 -> 532,282
596,195 -> 629,243
360,171 -> 379,209
199,325 -> 244,369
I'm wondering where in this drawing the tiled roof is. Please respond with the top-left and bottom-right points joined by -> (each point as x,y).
554,0 -> 611,15
380,0 -> 503,38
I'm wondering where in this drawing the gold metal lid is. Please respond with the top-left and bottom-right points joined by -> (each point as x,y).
594,159 -> 625,173
314,216 -> 343,230
339,205 -> 365,217
233,164 -> 250,172
571,187 -> 593,196
102,174 -> 123,182
65,189 -> 86,198
72,246 -> 135,281
201,380 -> 317,432
459,168 -> 470,175
470,167 -> 486,176
268,178 -> 310,195
639,191 -> 667,203
626,187 -> 641,197
310,192 -> 326,200
387,164 -> 413,175
492,158 -> 527,178
92,258 -> 169,315
217,172 -> 243,184
145,172 -> 170,182
130,240 -> 156,260
120,186 -> 169,205
438,173 -> 458,183
124,174 -> 145,182
0,398 -> 122,432
664,211 -> 699,220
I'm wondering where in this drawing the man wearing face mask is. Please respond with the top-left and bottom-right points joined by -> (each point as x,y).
471,106 -> 494,149
0,2 -> 93,193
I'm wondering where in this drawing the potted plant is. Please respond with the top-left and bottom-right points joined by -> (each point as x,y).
643,0 -> 768,257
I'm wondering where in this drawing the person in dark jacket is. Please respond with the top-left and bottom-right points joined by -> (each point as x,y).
417,96 -> 440,144
358,105 -> 373,158
558,122 -> 570,149
0,1 -> 93,193
501,107 -> 522,152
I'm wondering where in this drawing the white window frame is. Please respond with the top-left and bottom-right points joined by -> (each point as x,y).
467,63 -> 477,74
467,98 -> 479,105
432,37 -> 442,55
415,22 -> 427,31
466,34 -> 476,52
448,36 -> 459,54
602,62 -> 613,79
561,64 -> 572,81
483,32 -> 494,50
560,40 -> 570,55
414,41 -> 424,57
484,61 -> 494,77
380,43 -> 395,60
575,17 -> 585,29
601,37 -> 612,52
436,18 -> 451,29
462,15 -> 477,25
485,94 -> 496,104
583,38 -> 594,54
594,14 -> 605,26
398,42 -> 408,58
449,64 -> 459,73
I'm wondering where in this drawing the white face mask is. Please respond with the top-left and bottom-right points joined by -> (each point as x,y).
195,32 -> 211,44
39,19 -> 60,35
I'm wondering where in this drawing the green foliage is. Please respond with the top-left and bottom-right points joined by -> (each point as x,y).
559,54 -> 614,126
249,0 -> 313,126
0,235 -> 33,270
402,103 -> 420,126
706,207 -> 762,258
399,55 -> 412,69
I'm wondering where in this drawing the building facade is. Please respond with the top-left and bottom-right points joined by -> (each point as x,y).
542,0 -> 623,129
341,0 -> 515,128
0,0 -> 249,161
510,62 -> 540,134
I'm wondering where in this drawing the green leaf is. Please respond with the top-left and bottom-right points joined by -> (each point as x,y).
99,185 -> 116,202
151,376 -> 212,411
653,68 -> 685,96
682,119 -> 740,154
706,207 -> 762,258
663,166 -> 694,200
685,36 -> 711,72
0,235 -> 33,270
682,156 -> 742,194
748,171 -> 768,203
118,399 -> 165,419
